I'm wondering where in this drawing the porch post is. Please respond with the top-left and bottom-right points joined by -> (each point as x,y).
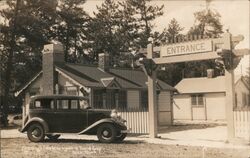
147,43 -> 158,138
225,69 -> 235,140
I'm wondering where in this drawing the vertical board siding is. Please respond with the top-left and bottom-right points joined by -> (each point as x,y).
127,90 -> 140,109
158,91 -> 172,125
233,110 -> 250,141
120,110 -> 149,134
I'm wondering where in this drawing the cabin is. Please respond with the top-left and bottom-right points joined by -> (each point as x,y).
15,43 -> 176,126
173,75 -> 226,121
173,72 -> 250,121
235,75 -> 250,109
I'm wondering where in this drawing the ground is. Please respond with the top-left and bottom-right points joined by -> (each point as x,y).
1,138 -> 250,158
1,116 -> 250,158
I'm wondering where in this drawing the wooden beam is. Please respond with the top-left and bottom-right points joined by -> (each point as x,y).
139,35 -> 245,56
233,49 -> 250,56
153,51 -> 221,64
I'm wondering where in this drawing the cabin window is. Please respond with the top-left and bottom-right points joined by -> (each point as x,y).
141,91 -> 148,109
118,90 -> 127,109
65,86 -> 78,95
93,89 -> 127,109
242,92 -> 248,106
106,90 -> 116,109
248,94 -> 250,107
235,93 -> 238,107
93,89 -> 104,109
191,94 -> 204,107
34,99 -> 54,109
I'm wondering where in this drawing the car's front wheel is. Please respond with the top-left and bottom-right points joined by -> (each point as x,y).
46,134 -> 60,140
27,123 -> 45,142
97,123 -> 117,143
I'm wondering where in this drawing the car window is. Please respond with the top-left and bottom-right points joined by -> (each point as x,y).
57,100 -> 69,109
34,99 -> 54,109
71,100 -> 78,109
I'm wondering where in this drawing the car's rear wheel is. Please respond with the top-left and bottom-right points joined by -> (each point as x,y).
116,133 -> 127,142
27,123 -> 45,142
46,134 -> 60,140
97,123 -> 117,143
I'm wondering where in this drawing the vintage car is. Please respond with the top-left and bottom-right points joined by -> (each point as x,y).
19,95 -> 128,143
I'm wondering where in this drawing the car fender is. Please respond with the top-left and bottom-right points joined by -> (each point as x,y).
78,118 -> 122,135
19,117 -> 49,133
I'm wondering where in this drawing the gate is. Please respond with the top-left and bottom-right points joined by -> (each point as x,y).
120,108 -> 149,134
233,109 -> 250,141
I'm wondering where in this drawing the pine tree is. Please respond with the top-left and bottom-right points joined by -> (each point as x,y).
183,8 -> 224,78
188,9 -> 223,37
156,19 -> 185,85
125,0 -> 164,48
55,0 -> 90,63
0,0 -> 58,125
160,18 -> 184,44
87,0 -> 125,65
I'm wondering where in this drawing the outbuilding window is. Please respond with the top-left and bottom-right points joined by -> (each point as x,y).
191,94 -> 204,106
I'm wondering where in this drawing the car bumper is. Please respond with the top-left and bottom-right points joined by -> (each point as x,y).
121,129 -> 131,133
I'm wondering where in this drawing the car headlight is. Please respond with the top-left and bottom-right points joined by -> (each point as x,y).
111,109 -> 118,118
111,109 -> 126,123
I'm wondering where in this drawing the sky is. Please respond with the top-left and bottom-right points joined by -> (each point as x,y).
0,0 -> 249,75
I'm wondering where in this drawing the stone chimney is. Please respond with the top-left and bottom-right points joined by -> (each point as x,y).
207,69 -> 214,78
98,53 -> 110,71
42,43 -> 64,95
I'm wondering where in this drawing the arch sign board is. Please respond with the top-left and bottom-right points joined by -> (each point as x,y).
160,40 -> 212,57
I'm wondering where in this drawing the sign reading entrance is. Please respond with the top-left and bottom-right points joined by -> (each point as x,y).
160,40 -> 212,57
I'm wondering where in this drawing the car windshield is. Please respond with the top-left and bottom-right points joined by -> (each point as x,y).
79,99 -> 90,109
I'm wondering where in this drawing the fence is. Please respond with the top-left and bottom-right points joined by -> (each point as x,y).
119,108 -> 149,134
233,109 -> 250,141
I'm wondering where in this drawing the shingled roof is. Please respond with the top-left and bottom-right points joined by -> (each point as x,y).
56,63 -> 176,91
175,76 -> 226,94
15,63 -> 175,96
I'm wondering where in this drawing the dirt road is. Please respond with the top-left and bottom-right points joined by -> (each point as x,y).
1,138 -> 249,158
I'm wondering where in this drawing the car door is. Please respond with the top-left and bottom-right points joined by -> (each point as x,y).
30,98 -> 56,132
68,99 -> 88,132
53,99 -> 87,133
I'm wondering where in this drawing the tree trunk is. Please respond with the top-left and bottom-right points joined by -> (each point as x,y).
65,25 -> 70,62
2,0 -> 20,127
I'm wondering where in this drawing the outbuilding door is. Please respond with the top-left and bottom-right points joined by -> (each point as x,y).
191,94 -> 206,120
158,91 -> 173,125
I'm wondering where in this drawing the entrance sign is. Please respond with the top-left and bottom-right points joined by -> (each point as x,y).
160,40 -> 212,57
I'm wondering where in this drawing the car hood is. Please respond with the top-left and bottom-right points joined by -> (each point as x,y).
88,108 -> 111,112
87,109 -> 111,116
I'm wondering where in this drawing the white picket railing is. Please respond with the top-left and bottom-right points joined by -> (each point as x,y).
233,110 -> 250,141
120,110 -> 149,134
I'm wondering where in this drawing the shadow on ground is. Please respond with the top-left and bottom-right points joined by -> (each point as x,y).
43,138 -> 145,144
0,123 -> 21,130
158,122 -> 226,134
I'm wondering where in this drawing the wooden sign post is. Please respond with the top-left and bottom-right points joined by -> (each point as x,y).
147,43 -> 158,138
223,33 -> 235,140
145,32 -> 248,139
